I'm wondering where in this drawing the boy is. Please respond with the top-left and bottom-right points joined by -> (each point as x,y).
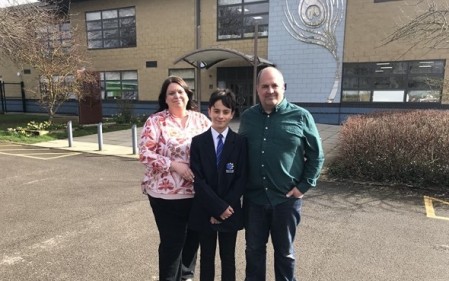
189,89 -> 248,281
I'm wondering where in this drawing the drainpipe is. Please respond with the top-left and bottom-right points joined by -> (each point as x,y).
252,23 -> 259,106
20,81 -> 27,113
195,0 -> 202,111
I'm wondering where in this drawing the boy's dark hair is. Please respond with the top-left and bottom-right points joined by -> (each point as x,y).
208,88 -> 236,112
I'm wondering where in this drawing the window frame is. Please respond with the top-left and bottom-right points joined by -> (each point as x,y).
217,0 -> 269,41
39,75 -> 77,100
99,70 -> 138,100
85,7 -> 136,50
341,60 -> 445,103
37,21 -> 72,54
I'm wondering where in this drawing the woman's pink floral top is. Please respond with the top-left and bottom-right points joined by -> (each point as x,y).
139,109 -> 211,199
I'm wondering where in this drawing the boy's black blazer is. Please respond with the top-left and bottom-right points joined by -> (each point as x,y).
189,128 -> 248,233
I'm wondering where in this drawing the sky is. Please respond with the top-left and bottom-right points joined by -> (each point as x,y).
0,0 -> 38,8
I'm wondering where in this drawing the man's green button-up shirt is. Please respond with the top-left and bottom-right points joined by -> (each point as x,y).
239,98 -> 325,206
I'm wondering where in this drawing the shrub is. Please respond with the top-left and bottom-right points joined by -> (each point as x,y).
7,121 -> 66,137
112,99 -> 147,125
113,99 -> 134,124
328,110 -> 449,188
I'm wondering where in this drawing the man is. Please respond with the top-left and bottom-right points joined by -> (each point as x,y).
239,66 -> 324,281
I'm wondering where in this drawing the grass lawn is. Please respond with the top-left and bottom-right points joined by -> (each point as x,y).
0,113 -> 137,144
0,114 -> 77,130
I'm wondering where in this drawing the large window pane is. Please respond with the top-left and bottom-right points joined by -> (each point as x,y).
86,12 -> 101,21
104,39 -> 119,48
87,21 -> 101,31
103,19 -> 118,29
408,76 -> 443,90
102,10 -> 118,19
373,76 -> 404,89
123,71 -> 137,80
407,90 -> 441,102
119,8 -> 135,17
409,60 -> 445,74
104,29 -> 119,39
121,37 -> 136,47
374,62 -> 407,75
105,72 -> 120,80
372,91 -> 404,102
120,18 -> 135,27
342,91 -> 371,102
219,0 -> 241,4
244,2 -> 268,14
88,40 -> 102,49
342,77 -> 358,89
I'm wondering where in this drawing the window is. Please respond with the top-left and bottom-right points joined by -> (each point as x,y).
100,71 -> 138,100
169,69 -> 195,91
372,90 -> 404,102
341,60 -> 445,103
341,91 -> 371,102
86,7 -> 136,49
37,22 -> 72,53
407,90 -> 441,102
217,0 -> 269,40
39,75 -> 76,100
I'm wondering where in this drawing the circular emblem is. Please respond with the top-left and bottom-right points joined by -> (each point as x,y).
299,0 -> 325,27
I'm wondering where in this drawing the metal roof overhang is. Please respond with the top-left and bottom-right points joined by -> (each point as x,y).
173,47 -> 274,69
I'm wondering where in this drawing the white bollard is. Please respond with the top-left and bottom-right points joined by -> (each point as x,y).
67,120 -> 73,147
132,124 -> 138,155
97,122 -> 103,151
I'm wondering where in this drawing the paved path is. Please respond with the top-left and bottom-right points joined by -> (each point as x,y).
33,120 -> 341,162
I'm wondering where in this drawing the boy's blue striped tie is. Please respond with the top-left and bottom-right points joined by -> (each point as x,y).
216,134 -> 223,167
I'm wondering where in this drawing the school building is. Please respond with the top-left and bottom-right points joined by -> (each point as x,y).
1,0 -> 448,124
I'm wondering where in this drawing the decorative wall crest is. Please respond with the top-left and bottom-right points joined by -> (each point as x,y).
283,0 -> 344,102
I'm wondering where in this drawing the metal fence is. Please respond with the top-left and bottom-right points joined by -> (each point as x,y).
0,81 -> 25,113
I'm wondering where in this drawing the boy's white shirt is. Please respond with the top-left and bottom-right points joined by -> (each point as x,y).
211,127 -> 229,153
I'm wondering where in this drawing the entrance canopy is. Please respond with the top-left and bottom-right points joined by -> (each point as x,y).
173,47 -> 274,69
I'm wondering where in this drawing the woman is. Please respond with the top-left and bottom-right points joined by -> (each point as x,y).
139,76 -> 211,281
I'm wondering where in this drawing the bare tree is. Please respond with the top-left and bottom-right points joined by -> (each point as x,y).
382,1 -> 449,51
0,0 -> 97,121
381,1 -> 449,103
